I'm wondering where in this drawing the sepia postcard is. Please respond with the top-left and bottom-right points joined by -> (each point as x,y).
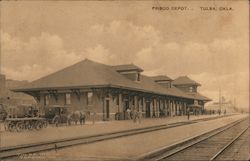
0,0 -> 249,161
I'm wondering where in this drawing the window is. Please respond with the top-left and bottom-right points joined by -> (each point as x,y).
132,97 -> 135,105
116,95 -> 119,106
166,82 -> 172,88
65,93 -> 71,105
87,92 -> 93,105
137,73 -> 141,81
44,94 -> 50,106
189,86 -> 193,92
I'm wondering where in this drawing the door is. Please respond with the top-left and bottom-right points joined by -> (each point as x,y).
124,100 -> 129,120
146,102 -> 151,118
106,100 -> 110,119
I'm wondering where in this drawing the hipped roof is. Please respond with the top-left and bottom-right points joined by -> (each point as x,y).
186,92 -> 212,102
172,76 -> 201,86
13,59 -> 210,101
112,64 -> 143,72
151,75 -> 173,81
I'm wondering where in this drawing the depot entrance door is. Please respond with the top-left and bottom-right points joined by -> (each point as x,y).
106,100 -> 109,119
145,102 -> 151,118
123,100 -> 129,120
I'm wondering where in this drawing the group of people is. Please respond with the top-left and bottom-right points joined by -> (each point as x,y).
79,111 -> 96,125
126,108 -> 142,123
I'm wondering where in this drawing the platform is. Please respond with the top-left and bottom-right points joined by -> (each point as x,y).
41,114 -> 248,160
0,114 -> 241,148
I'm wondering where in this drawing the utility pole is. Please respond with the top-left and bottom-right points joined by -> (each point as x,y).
0,30 -> 6,99
233,97 -> 237,112
0,25 -> 2,75
219,88 -> 221,115
0,31 -> 1,75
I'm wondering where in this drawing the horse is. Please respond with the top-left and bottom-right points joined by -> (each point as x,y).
131,110 -> 139,123
67,111 -> 90,125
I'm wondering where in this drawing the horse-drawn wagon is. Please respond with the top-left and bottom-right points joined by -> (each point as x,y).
44,105 -> 69,126
4,117 -> 47,132
4,104 -> 47,132
43,105 -> 90,126
3,104 -> 91,131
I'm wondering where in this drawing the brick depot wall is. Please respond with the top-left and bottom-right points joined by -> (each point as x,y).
37,90 -> 190,121
39,91 -> 118,121
0,75 -> 6,98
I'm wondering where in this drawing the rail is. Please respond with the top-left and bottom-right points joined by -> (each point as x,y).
0,114 -> 241,159
137,116 -> 248,161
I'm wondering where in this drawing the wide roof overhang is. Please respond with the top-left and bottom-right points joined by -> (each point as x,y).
11,59 -> 211,102
12,84 -> 210,102
188,104 -> 203,108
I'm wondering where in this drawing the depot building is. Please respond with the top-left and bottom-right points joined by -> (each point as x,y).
13,59 -> 211,121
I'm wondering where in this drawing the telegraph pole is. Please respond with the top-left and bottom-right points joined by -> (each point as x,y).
0,27 -> 1,75
233,97 -> 237,112
0,25 -> 5,101
219,88 -> 221,115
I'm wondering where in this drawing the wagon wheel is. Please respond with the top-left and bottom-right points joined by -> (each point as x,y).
16,121 -> 25,132
13,121 -> 20,132
31,120 -> 38,130
30,120 -> 36,130
42,120 -> 48,128
8,122 -> 16,132
25,120 -> 32,130
35,120 -> 43,130
52,116 -> 60,127
4,121 -> 10,131
30,120 -> 37,130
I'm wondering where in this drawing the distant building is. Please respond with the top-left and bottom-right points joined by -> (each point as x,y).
206,100 -> 237,113
0,74 -> 6,98
0,76 -> 35,106
13,59 -> 211,121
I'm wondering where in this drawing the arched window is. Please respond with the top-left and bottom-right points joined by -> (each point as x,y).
65,93 -> 71,105
44,94 -> 50,106
87,92 -> 93,105
116,95 -> 119,105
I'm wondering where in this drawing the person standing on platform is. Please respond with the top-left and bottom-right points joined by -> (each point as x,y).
138,110 -> 142,124
92,112 -> 96,125
127,108 -> 131,120
187,107 -> 190,120
152,108 -> 156,118
133,110 -> 138,123
79,112 -> 85,125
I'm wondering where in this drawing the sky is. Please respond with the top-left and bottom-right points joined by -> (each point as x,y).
0,1 -> 249,109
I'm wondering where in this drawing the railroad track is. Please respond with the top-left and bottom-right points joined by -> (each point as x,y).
212,125 -> 249,161
138,116 -> 249,161
0,114 -> 238,159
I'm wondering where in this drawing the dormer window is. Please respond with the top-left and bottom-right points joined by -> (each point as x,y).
151,75 -> 173,88
112,64 -> 143,82
189,86 -> 193,92
136,73 -> 141,81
